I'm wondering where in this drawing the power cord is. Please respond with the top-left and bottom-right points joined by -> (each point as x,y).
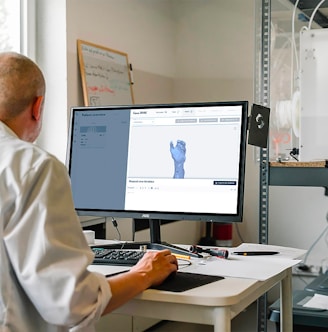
111,217 -> 121,241
289,147 -> 299,161
302,223 -> 328,267
132,219 -> 136,241
235,223 -> 245,243
308,0 -> 326,30
177,259 -> 192,268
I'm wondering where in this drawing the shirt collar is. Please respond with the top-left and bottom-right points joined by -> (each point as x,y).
0,120 -> 19,139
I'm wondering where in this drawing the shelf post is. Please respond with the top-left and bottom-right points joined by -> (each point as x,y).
254,0 -> 271,331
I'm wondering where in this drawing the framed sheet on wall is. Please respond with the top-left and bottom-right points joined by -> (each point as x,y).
77,39 -> 134,106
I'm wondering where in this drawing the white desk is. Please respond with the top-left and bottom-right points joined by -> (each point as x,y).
113,268 -> 292,332
90,249 -> 296,332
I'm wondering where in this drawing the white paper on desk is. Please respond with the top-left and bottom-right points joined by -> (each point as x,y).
231,243 -> 306,259
181,243 -> 304,280
303,293 -> 328,310
182,255 -> 301,281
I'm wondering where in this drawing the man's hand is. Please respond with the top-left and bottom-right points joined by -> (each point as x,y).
130,249 -> 178,287
104,250 -> 178,314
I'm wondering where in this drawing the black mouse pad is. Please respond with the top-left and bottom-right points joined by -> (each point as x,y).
150,272 -> 224,292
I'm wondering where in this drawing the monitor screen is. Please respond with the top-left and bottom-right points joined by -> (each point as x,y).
66,101 -> 248,223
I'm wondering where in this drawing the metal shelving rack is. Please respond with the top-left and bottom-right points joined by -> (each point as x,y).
269,163 -> 328,196
254,0 -> 271,331
254,2 -> 328,331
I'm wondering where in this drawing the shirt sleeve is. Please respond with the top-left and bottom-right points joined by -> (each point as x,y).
4,153 -> 111,328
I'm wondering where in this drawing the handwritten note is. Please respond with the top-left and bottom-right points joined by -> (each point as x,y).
77,40 -> 134,106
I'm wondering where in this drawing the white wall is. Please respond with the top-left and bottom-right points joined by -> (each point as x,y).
34,0 -> 328,300
35,0 -> 68,162
66,0 -> 176,108
36,0 -> 258,245
174,1 -> 254,80
269,186 -> 328,267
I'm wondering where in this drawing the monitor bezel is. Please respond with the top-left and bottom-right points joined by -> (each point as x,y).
66,101 -> 248,223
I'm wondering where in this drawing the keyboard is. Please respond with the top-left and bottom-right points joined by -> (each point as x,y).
92,247 -> 145,266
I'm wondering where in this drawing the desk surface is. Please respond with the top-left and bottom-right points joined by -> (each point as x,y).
89,263 -> 286,306
90,265 -> 292,332
88,241 -> 303,331
90,241 -> 304,281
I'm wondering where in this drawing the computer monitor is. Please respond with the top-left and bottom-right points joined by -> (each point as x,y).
66,101 -> 248,253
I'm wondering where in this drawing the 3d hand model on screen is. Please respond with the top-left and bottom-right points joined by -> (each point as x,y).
170,140 -> 186,179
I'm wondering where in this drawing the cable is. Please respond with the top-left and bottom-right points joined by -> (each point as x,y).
111,217 -> 121,241
320,229 -> 328,272
308,0 -> 327,30
177,259 -> 192,269
295,274 -> 312,286
321,229 -> 328,272
132,219 -> 136,241
291,0 -> 301,80
303,223 -> 328,265
290,0 -> 303,127
235,223 -> 245,243
289,147 -> 299,161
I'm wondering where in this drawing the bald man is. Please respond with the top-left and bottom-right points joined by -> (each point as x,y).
0,52 -> 177,331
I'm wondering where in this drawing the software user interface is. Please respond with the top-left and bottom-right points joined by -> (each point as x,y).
69,104 -> 243,215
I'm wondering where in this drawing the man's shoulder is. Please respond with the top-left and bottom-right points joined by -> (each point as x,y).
2,137 -> 64,172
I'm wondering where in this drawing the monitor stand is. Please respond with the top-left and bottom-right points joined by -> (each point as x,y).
198,222 -> 216,246
92,219 -> 199,258
146,219 -> 200,258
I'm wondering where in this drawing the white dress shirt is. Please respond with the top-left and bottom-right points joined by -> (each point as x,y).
0,121 -> 111,331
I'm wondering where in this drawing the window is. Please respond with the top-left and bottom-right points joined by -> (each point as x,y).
0,0 -> 21,52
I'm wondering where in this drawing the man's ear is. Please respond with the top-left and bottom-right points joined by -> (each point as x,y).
32,96 -> 44,121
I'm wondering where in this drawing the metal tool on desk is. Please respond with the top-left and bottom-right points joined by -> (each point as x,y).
189,245 -> 229,259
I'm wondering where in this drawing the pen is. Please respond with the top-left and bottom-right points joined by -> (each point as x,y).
232,251 -> 279,256
173,253 -> 190,260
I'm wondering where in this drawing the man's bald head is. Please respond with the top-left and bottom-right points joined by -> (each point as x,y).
0,52 -> 45,121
